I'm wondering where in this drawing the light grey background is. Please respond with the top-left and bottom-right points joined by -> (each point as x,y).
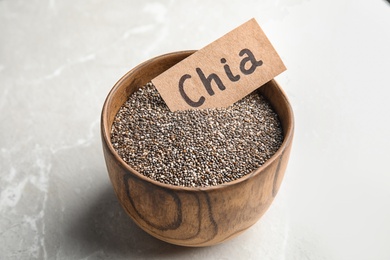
1,0 -> 389,259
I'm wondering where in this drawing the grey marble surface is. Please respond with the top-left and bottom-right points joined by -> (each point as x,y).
1,0 -> 390,259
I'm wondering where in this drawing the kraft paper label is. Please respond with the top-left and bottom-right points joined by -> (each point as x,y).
152,18 -> 286,111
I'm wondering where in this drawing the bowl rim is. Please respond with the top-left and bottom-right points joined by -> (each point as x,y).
101,50 -> 294,192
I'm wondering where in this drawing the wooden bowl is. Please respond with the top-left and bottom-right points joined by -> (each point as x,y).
101,51 -> 294,247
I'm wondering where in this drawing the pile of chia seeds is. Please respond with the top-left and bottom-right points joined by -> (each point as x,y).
111,82 -> 283,187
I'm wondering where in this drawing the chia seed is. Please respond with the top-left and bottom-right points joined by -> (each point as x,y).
111,82 -> 283,187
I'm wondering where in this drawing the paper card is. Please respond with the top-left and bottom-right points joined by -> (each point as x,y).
152,18 -> 286,111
